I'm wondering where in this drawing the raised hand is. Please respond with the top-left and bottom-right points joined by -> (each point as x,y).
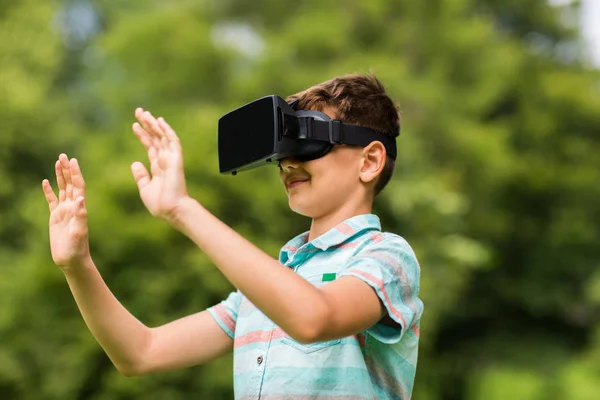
42,154 -> 90,270
131,108 -> 189,221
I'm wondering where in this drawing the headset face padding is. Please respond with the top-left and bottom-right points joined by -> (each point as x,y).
289,110 -> 335,162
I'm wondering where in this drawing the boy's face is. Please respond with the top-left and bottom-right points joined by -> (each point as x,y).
278,144 -> 366,219
278,106 -> 385,219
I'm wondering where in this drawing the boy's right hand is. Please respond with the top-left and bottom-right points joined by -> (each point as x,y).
42,154 -> 90,271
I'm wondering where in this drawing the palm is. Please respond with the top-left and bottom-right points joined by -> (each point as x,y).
49,200 -> 86,263
138,176 -> 165,214
131,108 -> 188,219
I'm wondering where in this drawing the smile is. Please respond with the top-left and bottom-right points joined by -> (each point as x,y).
287,179 -> 309,189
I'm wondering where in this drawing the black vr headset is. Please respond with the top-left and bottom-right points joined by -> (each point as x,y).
217,95 -> 397,175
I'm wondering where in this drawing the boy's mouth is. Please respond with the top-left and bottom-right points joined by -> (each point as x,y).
286,177 -> 310,189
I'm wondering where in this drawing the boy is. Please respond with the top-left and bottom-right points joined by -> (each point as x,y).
42,73 -> 424,399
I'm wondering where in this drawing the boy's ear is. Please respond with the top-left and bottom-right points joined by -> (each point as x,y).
359,141 -> 386,184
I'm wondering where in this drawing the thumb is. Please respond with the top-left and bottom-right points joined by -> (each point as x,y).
131,162 -> 151,191
72,196 -> 89,241
74,196 -> 87,219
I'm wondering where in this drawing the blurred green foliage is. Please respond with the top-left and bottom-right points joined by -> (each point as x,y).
1,0 -> 599,399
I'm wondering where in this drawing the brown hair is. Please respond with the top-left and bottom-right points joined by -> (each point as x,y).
285,72 -> 400,196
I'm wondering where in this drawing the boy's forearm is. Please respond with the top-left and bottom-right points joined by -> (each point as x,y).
63,257 -> 152,375
170,197 -> 330,342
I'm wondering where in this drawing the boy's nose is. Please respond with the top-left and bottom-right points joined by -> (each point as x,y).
279,157 -> 301,171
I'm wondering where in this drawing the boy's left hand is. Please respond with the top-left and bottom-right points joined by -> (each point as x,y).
131,108 -> 189,222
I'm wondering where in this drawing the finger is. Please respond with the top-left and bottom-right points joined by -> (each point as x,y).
131,162 -> 151,191
150,156 -> 162,178
148,146 -> 158,165
59,154 -> 73,200
72,196 -> 89,241
132,122 -> 158,167
136,108 -> 161,147
135,107 -> 149,131
143,111 -> 167,149
55,160 -> 67,202
157,118 -> 183,164
132,122 -> 155,152
70,158 -> 86,200
160,134 -> 169,151
157,117 -> 181,149
42,179 -> 59,212
74,196 -> 88,220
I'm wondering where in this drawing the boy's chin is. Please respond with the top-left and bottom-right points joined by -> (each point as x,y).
288,199 -> 328,219
288,203 -> 313,218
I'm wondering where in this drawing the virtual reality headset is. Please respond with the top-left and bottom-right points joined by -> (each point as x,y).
218,95 -> 397,175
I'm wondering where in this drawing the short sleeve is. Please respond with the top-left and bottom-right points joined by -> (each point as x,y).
207,290 -> 242,339
339,233 -> 423,344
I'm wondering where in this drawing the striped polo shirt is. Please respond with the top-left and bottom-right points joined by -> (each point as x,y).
207,213 -> 424,399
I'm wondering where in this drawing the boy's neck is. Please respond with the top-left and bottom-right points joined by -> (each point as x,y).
308,200 -> 373,242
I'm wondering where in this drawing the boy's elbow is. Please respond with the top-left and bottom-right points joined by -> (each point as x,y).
290,307 -> 331,344
291,326 -> 321,344
115,328 -> 155,377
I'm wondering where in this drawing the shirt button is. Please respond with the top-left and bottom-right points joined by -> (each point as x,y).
257,356 -> 264,365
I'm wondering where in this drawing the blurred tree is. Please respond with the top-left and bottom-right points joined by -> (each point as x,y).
0,0 -> 598,399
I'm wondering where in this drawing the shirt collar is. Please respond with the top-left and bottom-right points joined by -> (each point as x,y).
279,214 -> 381,263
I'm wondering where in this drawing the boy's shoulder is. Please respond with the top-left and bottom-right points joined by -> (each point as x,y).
368,229 -> 414,248
348,226 -> 418,260
279,213 -> 419,268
